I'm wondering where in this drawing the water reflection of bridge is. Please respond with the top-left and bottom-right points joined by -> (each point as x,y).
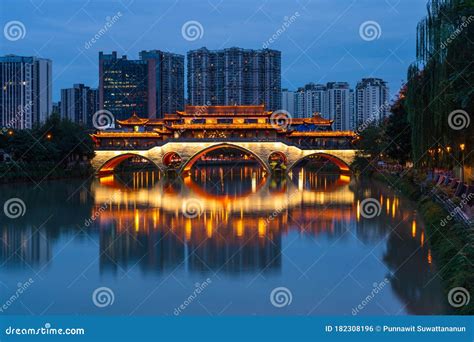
0,169 -> 446,314
93,170 -> 355,275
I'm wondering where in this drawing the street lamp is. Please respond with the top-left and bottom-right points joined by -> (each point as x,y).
460,143 -> 465,183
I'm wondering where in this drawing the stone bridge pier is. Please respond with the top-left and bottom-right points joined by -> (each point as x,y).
91,141 -> 358,175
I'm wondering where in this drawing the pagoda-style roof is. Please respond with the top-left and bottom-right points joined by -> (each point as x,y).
291,113 -> 333,126
166,123 -> 284,131
176,104 -> 271,117
116,112 -> 150,126
288,131 -> 357,138
91,132 -> 163,138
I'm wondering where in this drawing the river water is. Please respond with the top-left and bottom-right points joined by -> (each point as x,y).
0,166 -> 448,315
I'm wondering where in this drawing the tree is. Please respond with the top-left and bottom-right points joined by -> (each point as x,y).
384,91 -> 412,165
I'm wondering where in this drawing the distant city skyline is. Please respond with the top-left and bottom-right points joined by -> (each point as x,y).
0,0 -> 428,101
187,47 -> 281,111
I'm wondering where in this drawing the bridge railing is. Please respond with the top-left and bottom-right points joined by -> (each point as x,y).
94,138 -> 357,151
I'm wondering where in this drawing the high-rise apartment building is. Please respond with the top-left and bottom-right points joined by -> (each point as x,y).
293,83 -> 326,118
355,78 -> 390,128
281,89 -> 295,116
61,84 -> 99,127
325,82 -> 352,131
99,51 -> 184,120
0,55 -> 52,129
187,47 -> 281,111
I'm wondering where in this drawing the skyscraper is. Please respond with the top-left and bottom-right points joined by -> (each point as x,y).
139,50 -> 185,117
281,89 -> 295,116
355,78 -> 390,129
61,84 -> 99,127
294,83 -> 326,118
99,51 -> 184,120
187,47 -> 281,111
325,82 -> 352,131
0,55 -> 52,129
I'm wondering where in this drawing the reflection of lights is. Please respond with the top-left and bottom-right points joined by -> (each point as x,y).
185,220 -> 192,240
411,219 -> 416,238
99,175 -> 115,184
421,231 -> 424,247
356,200 -> 360,221
339,175 -> 350,183
386,198 -> 390,214
258,218 -> 266,237
427,249 -> 432,264
251,173 -> 257,193
392,200 -> 396,218
134,210 -> 139,231
206,219 -> 213,238
298,169 -> 304,190
153,210 -> 158,227
236,220 -> 244,237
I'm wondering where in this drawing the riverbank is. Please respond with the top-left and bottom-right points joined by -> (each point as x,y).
0,162 -> 93,184
373,171 -> 474,315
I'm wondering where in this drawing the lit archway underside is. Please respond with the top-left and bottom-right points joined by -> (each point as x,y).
98,153 -> 160,175
290,153 -> 351,173
181,143 -> 270,174
182,174 -> 267,199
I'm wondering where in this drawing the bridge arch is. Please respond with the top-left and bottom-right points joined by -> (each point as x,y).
288,152 -> 351,173
97,153 -> 162,175
180,143 -> 271,174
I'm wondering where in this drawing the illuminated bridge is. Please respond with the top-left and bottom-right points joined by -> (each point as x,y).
91,105 -> 359,175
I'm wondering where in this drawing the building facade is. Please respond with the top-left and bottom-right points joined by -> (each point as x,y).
281,89 -> 295,117
61,84 -> 99,127
0,55 -> 52,129
187,47 -> 281,111
99,51 -> 184,121
325,82 -> 352,131
293,83 -> 327,119
355,78 -> 390,129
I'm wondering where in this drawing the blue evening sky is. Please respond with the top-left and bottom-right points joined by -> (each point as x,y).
0,0 -> 428,101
